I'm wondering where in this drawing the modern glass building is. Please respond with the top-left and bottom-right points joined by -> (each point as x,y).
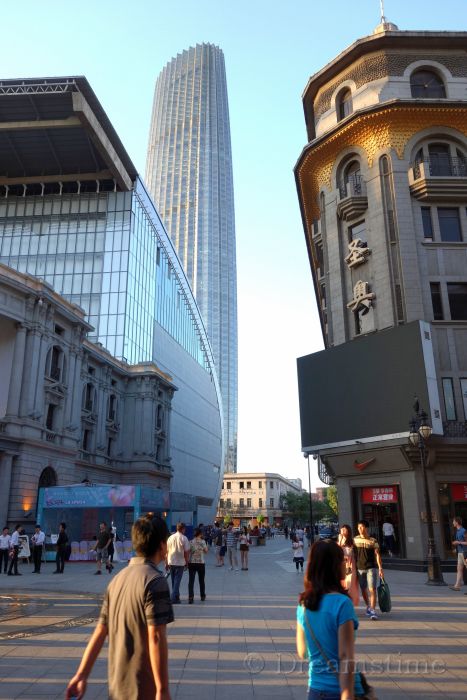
0,76 -> 223,522
146,43 -> 238,473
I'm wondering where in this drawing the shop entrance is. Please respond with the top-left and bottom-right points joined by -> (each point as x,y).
353,485 -> 405,558
439,483 -> 467,557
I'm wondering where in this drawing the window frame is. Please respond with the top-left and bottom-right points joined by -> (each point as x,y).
410,68 -> 446,99
447,282 -> 467,320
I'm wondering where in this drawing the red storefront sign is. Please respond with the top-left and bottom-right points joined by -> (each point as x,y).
362,486 -> 398,504
450,484 -> 467,501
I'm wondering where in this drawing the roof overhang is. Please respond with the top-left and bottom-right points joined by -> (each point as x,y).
0,77 -> 137,191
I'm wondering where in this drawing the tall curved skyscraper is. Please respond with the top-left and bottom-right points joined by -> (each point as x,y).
146,43 -> 238,473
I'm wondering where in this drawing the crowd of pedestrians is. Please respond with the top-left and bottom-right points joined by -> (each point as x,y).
1,511 -> 465,699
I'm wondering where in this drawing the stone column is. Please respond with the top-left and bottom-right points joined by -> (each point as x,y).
19,328 -> 42,417
0,453 -> 15,525
64,349 -> 76,428
6,324 -> 27,417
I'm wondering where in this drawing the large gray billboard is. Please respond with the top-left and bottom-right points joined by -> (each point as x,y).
297,321 -> 442,452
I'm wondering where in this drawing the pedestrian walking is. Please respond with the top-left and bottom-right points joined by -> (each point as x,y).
239,526 -> 250,570
213,522 -> 224,566
65,514 -> 174,700
296,539 -> 366,700
292,534 -> 305,573
337,524 -> 359,606
225,523 -> 239,570
54,522 -> 68,574
7,524 -> 22,576
31,524 -> 45,573
91,522 -> 111,575
166,522 -> 190,604
354,519 -> 384,620
449,516 -> 467,591
0,527 -> 10,574
188,527 -> 208,603
382,518 -> 396,557
107,532 -> 115,571
284,525 -> 289,540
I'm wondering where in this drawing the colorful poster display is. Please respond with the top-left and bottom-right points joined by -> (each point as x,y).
361,486 -> 398,504
44,485 -> 136,508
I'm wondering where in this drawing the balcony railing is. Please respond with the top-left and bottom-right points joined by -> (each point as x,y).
409,156 -> 467,200
337,174 -> 368,221
443,421 -> 467,438
412,156 -> 467,180
338,174 -> 366,200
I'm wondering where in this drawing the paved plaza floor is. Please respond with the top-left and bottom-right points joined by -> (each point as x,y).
0,537 -> 466,699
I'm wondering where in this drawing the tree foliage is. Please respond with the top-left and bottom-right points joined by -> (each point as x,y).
326,485 -> 338,516
282,491 -> 336,524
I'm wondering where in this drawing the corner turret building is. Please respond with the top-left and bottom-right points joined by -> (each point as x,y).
295,21 -> 467,564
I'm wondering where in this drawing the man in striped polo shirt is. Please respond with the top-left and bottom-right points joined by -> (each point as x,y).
226,524 -> 239,571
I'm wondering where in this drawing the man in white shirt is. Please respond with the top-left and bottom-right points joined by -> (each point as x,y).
31,524 -> 46,573
7,524 -> 22,576
165,522 -> 190,604
0,527 -> 11,574
382,519 -> 396,557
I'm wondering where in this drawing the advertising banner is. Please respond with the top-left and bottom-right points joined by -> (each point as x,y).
361,486 -> 398,504
44,485 -> 136,509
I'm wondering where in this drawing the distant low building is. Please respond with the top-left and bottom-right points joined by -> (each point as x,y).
216,472 -> 302,526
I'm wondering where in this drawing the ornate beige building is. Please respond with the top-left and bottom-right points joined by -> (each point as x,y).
295,21 -> 467,564
216,472 -> 302,526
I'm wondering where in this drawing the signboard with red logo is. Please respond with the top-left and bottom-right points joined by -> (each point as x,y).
361,486 -> 398,504
451,484 -> 467,501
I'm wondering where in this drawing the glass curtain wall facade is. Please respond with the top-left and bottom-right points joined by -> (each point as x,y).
146,43 -> 238,473
0,178 -> 218,377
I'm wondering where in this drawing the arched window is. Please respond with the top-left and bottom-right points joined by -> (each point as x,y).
338,159 -> 362,198
38,466 -> 57,488
337,88 -> 353,121
410,69 -> 446,98
45,345 -> 66,383
428,143 -> 451,176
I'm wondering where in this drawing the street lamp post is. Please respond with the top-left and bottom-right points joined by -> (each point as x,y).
408,402 -> 445,586
304,453 -> 314,543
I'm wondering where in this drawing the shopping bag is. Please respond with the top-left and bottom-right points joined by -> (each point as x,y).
377,576 -> 391,613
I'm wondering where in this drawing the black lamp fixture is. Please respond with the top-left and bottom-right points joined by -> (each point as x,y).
408,398 -> 445,585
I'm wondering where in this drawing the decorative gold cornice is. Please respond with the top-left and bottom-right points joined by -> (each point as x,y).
296,104 -> 467,233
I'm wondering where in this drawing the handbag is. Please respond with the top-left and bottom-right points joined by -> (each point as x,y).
303,608 -> 378,700
377,577 -> 392,613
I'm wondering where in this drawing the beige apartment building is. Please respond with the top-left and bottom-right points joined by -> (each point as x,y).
216,472 -> 302,526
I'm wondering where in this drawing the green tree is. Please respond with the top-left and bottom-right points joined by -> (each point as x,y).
223,514 -> 232,526
326,485 -> 338,517
282,492 -> 310,523
256,513 -> 265,525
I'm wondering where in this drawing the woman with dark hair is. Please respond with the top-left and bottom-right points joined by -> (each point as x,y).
296,540 -> 365,700
338,525 -> 359,607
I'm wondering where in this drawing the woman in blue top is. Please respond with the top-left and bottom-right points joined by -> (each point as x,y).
296,539 -> 365,700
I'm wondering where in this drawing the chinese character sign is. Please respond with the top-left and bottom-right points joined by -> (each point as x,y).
362,486 -> 398,504
345,238 -> 371,269
347,280 -> 375,315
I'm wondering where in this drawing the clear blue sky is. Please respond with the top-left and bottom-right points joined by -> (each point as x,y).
2,1 -> 466,490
